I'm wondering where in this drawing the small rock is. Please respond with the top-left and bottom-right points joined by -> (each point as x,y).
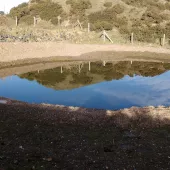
43,157 -> 52,162
123,131 -> 140,139
19,145 -> 24,150
14,160 -> 18,164
104,145 -> 115,152
47,157 -> 52,162
0,100 -> 7,104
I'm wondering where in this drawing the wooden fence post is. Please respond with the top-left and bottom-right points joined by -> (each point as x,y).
58,16 -> 61,26
34,17 -> 36,27
131,33 -> 134,45
162,34 -> 166,46
16,16 -> 18,26
100,30 -> 113,43
61,66 -> 63,74
103,30 -> 106,42
77,20 -> 82,30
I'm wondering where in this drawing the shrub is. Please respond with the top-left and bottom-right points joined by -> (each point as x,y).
51,17 -> 59,25
165,22 -> 170,37
104,2 -> 112,8
9,3 -> 30,19
0,16 -> 7,26
88,5 -> 126,31
141,8 -> 162,24
68,0 -> 92,20
34,2 -> 63,21
115,17 -> 128,27
112,4 -> 124,14
92,21 -> 113,31
19,15 -> 34,25
10,1 -> 64,25
30,0 -> 43,3
17,2 -> 28,8
131,20 -> 163,43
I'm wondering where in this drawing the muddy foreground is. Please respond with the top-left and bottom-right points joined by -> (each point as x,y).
1,98 -> 170,169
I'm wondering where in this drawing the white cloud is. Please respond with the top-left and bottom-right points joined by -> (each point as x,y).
0,0 -> 29,13
92,72 -> 170,107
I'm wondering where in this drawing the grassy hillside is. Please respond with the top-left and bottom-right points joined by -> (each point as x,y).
3,0 -> 170,44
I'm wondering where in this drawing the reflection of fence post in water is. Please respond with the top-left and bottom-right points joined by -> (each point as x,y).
61,66 -> 63,74
103,61 -> 106,66
79,64 -> 81,73
89,61 -> 91,71
88,23 -> 90,33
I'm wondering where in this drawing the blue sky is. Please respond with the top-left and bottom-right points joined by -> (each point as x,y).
0,0 -> 29,13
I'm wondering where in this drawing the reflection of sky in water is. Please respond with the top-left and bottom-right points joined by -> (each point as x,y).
0,71 -> 170,110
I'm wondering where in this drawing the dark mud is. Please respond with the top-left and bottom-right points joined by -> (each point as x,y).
0,98 -> 170,169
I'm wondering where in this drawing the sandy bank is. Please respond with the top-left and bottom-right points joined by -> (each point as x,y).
1,97 -> 170,125
0,42 -> 170,62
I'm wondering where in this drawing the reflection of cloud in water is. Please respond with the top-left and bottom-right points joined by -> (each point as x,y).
125,72 -> 170,90
92,71 -> 170,107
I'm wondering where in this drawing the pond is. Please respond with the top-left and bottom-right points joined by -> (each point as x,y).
0,61 -> 170,110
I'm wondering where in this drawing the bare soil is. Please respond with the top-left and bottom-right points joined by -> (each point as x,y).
0,42 -> 170,63
1,98 -> 170,169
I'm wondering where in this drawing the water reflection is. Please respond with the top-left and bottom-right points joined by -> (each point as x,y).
1,61 -> 170,110
19,61 -> 170,90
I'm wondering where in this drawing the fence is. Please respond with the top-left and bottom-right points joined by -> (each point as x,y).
14,16 -> 169,46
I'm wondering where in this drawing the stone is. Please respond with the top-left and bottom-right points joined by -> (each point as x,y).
0,100 -> 7,104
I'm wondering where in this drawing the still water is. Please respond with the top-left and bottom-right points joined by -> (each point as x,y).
0,61 -> 170,110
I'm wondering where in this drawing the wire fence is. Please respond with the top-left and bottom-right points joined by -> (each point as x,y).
13,16 -> 170,46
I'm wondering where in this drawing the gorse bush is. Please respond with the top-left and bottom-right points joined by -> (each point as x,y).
35,2 -> 63,21
141,7 -> 162,24
9,0 -> 63,24
19,15 -> 34,25
66,0 -> 92,21
88,4 -> 125,31
91,21 -> 113,31
103,2 -> 112,8
9,3 -> 30,19
131,20 -> 164,43
112,4 -> 124,14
